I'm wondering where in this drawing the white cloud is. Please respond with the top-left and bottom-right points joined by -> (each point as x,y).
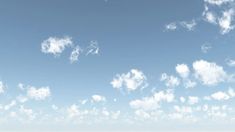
86,40 -> 99,55
27,86 -> 51,101
0,81 -> 6,94
161,73 -> 180,88
91,95 -> 106,103
69,45 -> 82,63
111,69 -> 148,92
204,0 -> 234,6
210,88 -> 235,101
4,100 -> 16,110
180,20 -> 197,31
16,95 -> 28,103
218,9 -> 235,34
175,64 -> 190,78
201,43 -> 212,53
203,9 -> 217,24
184,80 -> 197,89
180,97 -> 186,103
188,96 -> 199,105
19,105 -> 36,120
41,36 -> 73,56
135,109 -> 151,119
67,104 -> 80,118
193,60 -> 229,86
211,91 -> 230,100
129,90 -> 174,110
165,23 -> 177,31
226,58 -> 235,67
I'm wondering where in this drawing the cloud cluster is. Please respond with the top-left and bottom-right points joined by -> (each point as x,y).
27,86 -> 51,101
41,37 -> 99,63
111,69 -> 148,92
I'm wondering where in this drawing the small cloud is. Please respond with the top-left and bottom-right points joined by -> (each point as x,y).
69,45 -> 82,63
226,58 -> 235,67
27,86 -> 51,101
188,96 -> 199,105
165,22 -> 177,31
86,40 -> 99,56
160,73 -> 180,88
175,64 -> 190,78
91,95 -> 106,103
41,36 -> 73,56
180,20 -> 197,31
0,81 -> 6,94
201,43 -> 212,53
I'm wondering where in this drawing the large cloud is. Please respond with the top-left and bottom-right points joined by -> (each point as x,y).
193,60 -> 230,86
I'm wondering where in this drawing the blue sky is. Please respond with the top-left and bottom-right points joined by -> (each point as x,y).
0,0 -> 235,132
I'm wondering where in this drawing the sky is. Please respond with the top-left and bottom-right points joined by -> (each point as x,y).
0,0 -> 235,132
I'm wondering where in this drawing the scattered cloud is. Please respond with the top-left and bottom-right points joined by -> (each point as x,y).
180,20 -> 197,31
188,96 -> 199,105
111,69 -> 148,92
160,73 -> 180,88
226,58 -> 235,67
165,22 -> 177,31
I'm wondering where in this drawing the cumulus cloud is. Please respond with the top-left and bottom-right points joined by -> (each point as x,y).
111,69 -> 148,92
69,45 -> 82,63
175,64 -> 190,78
193,60 -> 230,86
27,86 -> 51,101
218,9 -> 235,34
19,105 -> 36,120
129,90 -> 174,110
209,88 -> 235,101
160,73 -> 180,88
41,36 -> 73,56
91,95 -> 106,103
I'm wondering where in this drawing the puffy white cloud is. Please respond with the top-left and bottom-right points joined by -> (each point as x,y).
69,45 -> 82,63
91,95 -> 106,103
0,81 -> 6,94
86,40 -> 99,55
41,36 -> 73,56
129,90 -> 174,110
188,96 -> 199,105
27,86 -> 51,101
218,9 -> 235,34
16,95 -> 28,103
201,43 -> 212,53
161,73 -> 180,88
111,69 -> 148,92
193,60 -> 229,86
204,88 -> 235,101
175,64 -> 190,78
